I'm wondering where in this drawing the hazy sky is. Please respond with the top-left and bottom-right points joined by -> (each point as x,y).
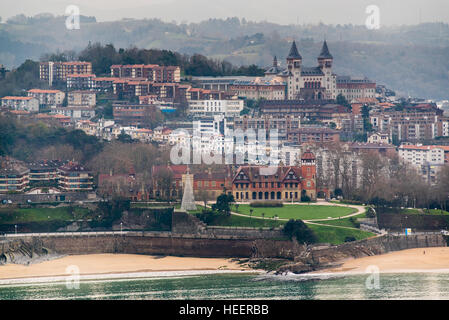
2,0 -> 449,25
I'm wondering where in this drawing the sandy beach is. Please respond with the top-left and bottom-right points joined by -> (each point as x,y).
319,247 -> 449,274
0,254 -> 250,281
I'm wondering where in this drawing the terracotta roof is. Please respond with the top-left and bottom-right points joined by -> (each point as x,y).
400,145 -> 449,151
67,74 -> 96,78
28,89 -> 62,94
301,150 -> 316,160
2,96 -> 34,100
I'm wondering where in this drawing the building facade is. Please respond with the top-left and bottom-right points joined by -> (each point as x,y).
40,61 -> 92,86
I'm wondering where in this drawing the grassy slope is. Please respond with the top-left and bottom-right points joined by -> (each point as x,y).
314,212 -> 367,227
0,207 -> 89,224
307,224 -> 375,245
231,204 -> 356,220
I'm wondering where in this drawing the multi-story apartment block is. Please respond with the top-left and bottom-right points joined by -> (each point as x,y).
287,127 -> 340,145
27,89 -> 65,107
186,88 -> 232,101
370,108 -> 441,142
234,115 -> 301,141
1,96 -> 39,112
58,162 -> 93,191
192,76 -> 258,92
93,77 -> 117,92
66,74 -> 96,90
110,64 -> 181,83
437,116 -> 449,137
28,160 -> 65,183
68,91 -> 96,106
399,145 -> 446,167
51,106 -> 95,122
187,99 -> 244,118
40,61 -> 92,86
259,100 -> 347,120
112,103 -> 158,127
398,144 -> 449,184
0,158 -> 30,193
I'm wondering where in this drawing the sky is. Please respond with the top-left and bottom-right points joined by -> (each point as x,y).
1,0 -> 449,26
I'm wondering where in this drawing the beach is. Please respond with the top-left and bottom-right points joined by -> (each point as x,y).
0,254 -> 251,281
319,247 -> 449,274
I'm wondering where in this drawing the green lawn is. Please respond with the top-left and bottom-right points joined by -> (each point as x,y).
403,208 -> 449,215
231,204 -> 357,220
0,207 -> 89,224
307,223 -> 375,245
193,212 -> 285,228
314,212 -> 367,228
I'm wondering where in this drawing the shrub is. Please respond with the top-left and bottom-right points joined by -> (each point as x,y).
344,236 -> 357,242
250,201 -> 283,208
282,219 -> 317,244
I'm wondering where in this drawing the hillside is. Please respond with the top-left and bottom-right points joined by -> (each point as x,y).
1,15 -> 449,99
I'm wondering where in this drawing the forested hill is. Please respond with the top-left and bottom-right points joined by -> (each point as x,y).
1,14 -> 449,99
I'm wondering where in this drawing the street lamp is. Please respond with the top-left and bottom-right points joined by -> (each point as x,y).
14,224 -> 17,235
120,222 -> 123,234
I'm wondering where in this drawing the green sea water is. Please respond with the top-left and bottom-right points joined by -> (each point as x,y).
1,272 -> 449,300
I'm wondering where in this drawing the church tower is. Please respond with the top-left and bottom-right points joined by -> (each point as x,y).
317,41 -> 336,99
286,41 -> 302,100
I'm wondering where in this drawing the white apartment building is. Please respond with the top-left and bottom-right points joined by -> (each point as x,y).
1,96 -> 39,112
27,89 -> 65,106
68,91 -> 96,106
51,106 -> 95,121
398,144 -> 445,166
188,99 -> 244,118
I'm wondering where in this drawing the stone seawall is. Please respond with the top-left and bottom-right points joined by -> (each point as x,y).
2,233 -> 296,260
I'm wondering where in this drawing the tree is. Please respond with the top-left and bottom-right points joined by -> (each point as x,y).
212,193 -> 235,215
153,168 -> 174,202
336,93 -> 351,110
117,130 -> 134,143
361,105 -> 373,133
283,219 -> 317,244
198,189 -> 214,208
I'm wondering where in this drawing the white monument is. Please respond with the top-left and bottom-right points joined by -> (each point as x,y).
180,170 -> 197,211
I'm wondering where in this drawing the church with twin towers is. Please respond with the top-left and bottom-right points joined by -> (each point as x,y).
266,40 -> 337,101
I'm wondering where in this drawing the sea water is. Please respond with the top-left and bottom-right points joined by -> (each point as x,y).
1,272 -> 449,300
